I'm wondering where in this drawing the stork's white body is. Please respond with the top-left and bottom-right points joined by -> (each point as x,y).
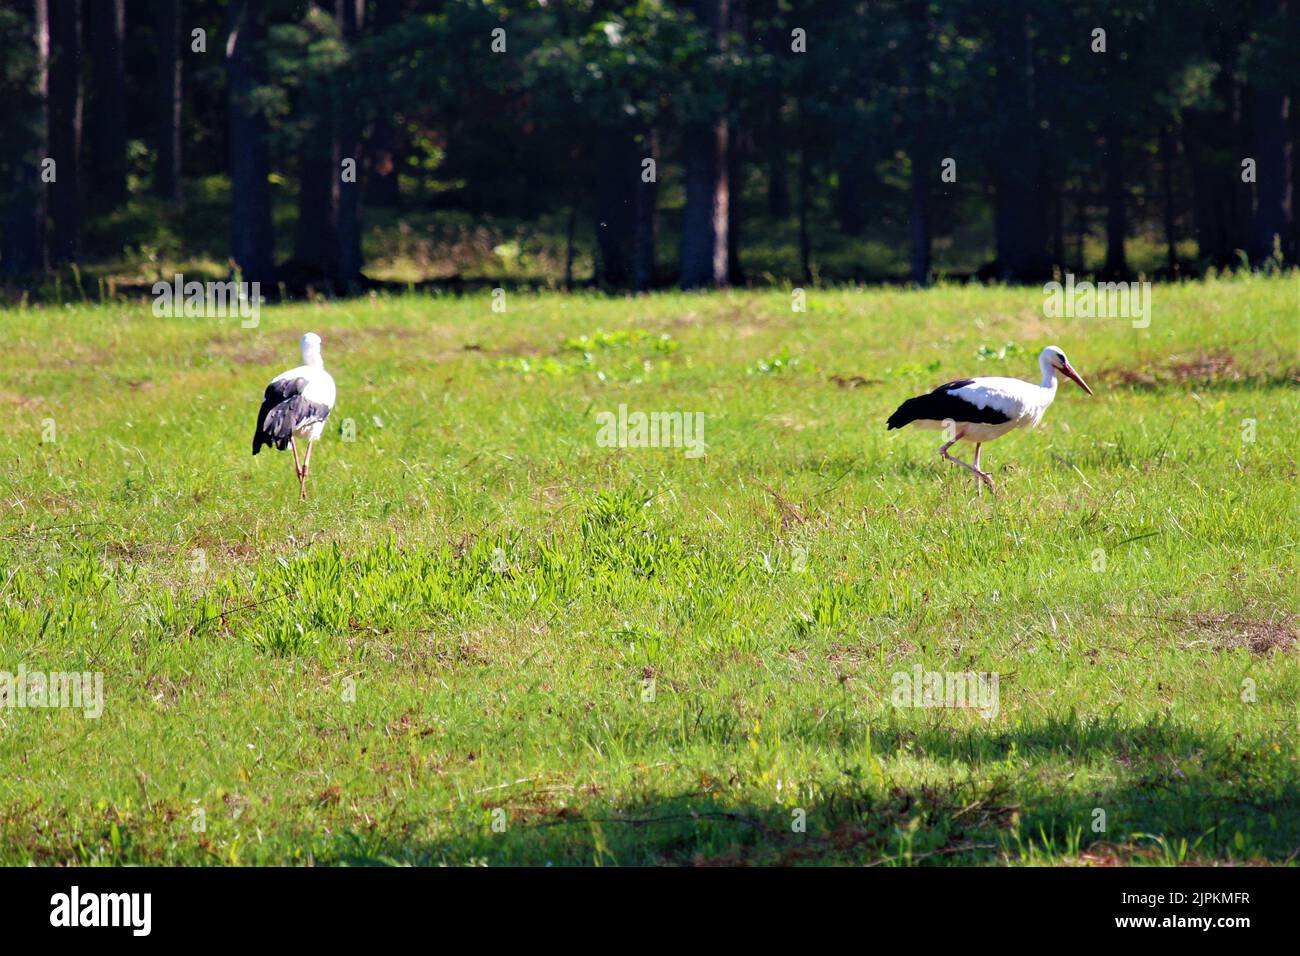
901,374 -> 1059,442
269,364 -> 336,443
887,346 -> 1093,492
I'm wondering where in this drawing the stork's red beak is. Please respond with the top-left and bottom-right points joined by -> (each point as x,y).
1061,362 -> 1094,396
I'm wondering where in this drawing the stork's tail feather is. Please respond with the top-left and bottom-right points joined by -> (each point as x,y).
253,387 -> 332,457
886,398 -> 923,430
251,431 -> 284,455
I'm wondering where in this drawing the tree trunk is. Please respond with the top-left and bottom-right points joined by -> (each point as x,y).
1160,125 -> 1178,272
797,118 -> 812,283
727,118 -> 745,284
87,0 -> 126,209
1231,78 -> 1254,258
366,0 -> 402,208
1249,0 -> 1292,265
908,0 -> 932,286
1102,115 -> 1129,277
991,5 -> 1049,281
1293,67 -> 1300,262
1183,117 -> 1223,265
679,0 -> 729,289
294,1 -> 338,276
1050,178 -> 1064,269
1073,188 -> 1088,273
0,0 -> 49,279
909,155 -> 930,285
837,156 -> 866,237
227,0 -> 275,286
726,0 -> 748,284
294,138 -> 337,274
1249,88 -> 1292,264
594,131 -> 635,289
766,102 -> 789,218
47,0 -> 81,266
153,0 -> 182,202
679,119 -> 728,288
633,130 -> 658,291
564,203 -> 576,291
333,0 -> 365,293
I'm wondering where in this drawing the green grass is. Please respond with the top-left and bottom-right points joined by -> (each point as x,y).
1,275 -> 1297,866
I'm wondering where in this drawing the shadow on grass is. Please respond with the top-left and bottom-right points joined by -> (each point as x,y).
309,713 -> 1300,866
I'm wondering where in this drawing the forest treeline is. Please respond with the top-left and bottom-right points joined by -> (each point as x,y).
0,0 -> 1295,295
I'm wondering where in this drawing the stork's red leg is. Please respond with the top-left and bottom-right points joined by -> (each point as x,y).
972,444 -> 995,492
939,432 -> 978,476
940,433 -> 996,493
299,440 -> 315,500
290,436 -> 306,498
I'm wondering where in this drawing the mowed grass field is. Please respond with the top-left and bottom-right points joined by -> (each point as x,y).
1,277 -> 1297,866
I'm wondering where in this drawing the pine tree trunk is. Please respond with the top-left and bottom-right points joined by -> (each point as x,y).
294,139 -> 337,274
991,5 -> 1049,281
1249,0 -> 1292,264
908,0 -> 932,286
1160,125 -> 1178,272
564,203 -> 576,291
366,0 -> 402,208
227,0 -> 275,286
766,102 -> 789,218
678,0 -> 729,289
333,0 -> 365,293
1074,188 -> 1088,273
595,131 -> 636,289
1050,177 -> 1065,269
910,154 -> 930,285
47,0 -> 81,266
1293,70 -> 1300,262
837,156 -> 866,237
797,118 -> 812,283
87,0 -> 127,209
727,118 -> 745,285
153,0 -> 182,202
1102,116 -> 1129,278
633,130 -> 658,291
680,121 -> 721,288
0,0 -> 49,279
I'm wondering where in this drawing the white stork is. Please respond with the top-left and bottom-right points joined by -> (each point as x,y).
886,345 -> 1093,492
252,332 -> 337,500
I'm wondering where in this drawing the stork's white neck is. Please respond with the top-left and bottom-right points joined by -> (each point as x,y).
303,351 -> 324,368
1038,356 -> 1059,391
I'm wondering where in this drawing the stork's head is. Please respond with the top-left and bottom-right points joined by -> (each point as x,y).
1040,346 -> 1093,395
301,332 -> 324,367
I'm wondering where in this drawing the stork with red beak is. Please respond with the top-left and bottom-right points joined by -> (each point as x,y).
886,346 -> 1094,492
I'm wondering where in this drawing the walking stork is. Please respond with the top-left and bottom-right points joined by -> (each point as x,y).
886,345 -> 1093,492
252,332 -> 336,500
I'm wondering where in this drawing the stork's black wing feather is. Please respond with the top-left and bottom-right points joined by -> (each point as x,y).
886,379 -> 1011,429
252,377 -> 331,454
253,378 -> 304,455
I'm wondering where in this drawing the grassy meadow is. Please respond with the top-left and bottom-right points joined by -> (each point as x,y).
0,275 -> 1297,865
